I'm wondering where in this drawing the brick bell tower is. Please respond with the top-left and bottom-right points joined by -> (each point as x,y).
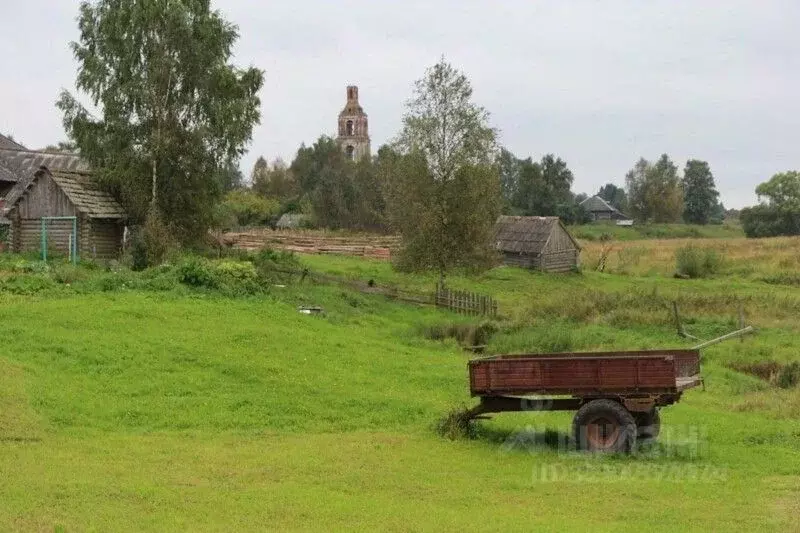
336,85 -> 371,161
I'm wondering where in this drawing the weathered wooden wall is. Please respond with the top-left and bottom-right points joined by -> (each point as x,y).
16,173 -> 76,219
541,224 -> 579,273
7,172 -> 123,259
87,219 -> 124,259
14,218 -> 76,256
501,252 -> 538,269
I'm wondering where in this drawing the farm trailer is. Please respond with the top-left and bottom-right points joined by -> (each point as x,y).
467,349 -> 702,453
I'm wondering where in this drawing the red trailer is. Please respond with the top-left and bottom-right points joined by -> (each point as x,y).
468,349 -> 703,452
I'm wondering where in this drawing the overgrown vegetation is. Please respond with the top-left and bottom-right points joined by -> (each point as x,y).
675,246 -> 723,278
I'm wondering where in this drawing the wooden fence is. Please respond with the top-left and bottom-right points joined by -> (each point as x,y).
435,285 -> 498,317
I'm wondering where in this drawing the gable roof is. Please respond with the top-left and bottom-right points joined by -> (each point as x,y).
581,195 -> 624,216
0,147 -> 88,181
495,215 -> 580,255
0,134 -> 26,151
4,168 -> 126,220
51,170 -> 126,219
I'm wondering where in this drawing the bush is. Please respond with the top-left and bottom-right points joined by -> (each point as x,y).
177,257 -> 219,289
776,362 -> 800,389
129,211 -> 177,270
50,263 -> 87,285
741,205 -> 800,238
675,246 -> 722,278
251,248 -> 302,284
436,407 -> 477,440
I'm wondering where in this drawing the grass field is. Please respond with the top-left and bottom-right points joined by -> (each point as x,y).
1,241 -> 799,531
569,221 -> 744,241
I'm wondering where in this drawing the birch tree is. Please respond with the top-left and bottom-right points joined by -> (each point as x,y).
389,58 -> 500,279
57,0 -> 263,242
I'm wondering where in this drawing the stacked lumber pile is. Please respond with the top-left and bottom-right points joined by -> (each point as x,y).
222,229 -> 400,261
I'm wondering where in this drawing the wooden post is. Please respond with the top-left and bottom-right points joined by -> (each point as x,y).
738,305 -> 745,343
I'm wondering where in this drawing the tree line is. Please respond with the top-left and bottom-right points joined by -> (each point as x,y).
50,1 -> 795,277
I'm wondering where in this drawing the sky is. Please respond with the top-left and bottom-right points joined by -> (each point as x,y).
1,1 -> 799,208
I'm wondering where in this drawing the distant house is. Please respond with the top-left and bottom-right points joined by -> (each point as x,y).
495,216 -> 581,273
275,213 -> 310,230
0,146 -> 127,259
581,195 -> 629,222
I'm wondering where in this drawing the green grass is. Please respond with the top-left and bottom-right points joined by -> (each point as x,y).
570,221 -> 744,241
1,251 -> 799,531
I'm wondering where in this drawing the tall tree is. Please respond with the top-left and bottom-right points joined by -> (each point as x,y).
741,171 -> 800,237
57,0 -> 264,242
252,157 -> 297,201
682,160 -> 719,224
597,183 -> 627,213
389,58 -> 500,279
498,148 -> 521,209
512,157 -> 542,215
539,154 -> 574,214
755,171 -> 800,210
625,155 -> 683,223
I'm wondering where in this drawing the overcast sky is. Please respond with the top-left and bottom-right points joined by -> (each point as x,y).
2,1 -> 798,208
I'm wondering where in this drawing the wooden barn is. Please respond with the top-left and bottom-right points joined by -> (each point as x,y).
0,147 -> 126,260
495,216 -> 581,272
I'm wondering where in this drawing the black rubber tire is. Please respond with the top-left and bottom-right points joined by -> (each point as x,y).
572,399 -> 637,453
634,408 -> 661,442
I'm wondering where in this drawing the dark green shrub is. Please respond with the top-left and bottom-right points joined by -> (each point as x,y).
177,257 -> 218,288
741,205 -> 800,238
776,362 -> 800,389
252,248 -> 301,284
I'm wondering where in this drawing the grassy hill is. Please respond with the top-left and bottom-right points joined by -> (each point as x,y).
0,248 -> 799,531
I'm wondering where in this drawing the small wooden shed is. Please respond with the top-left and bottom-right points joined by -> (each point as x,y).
3,166 -> 126,260
495,216 -> 580,272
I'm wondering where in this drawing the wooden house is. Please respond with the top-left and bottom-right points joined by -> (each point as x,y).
0,147 -> 126,260
580,195 -> 629,222
495,216 -> 580,272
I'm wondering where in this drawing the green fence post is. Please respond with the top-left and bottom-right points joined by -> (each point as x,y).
41,218 -> 47,262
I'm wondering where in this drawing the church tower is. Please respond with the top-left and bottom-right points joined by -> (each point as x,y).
336,85 -> 370,161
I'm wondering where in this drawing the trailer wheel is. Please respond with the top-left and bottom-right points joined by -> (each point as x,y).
634,408 -> 661,442
573,399 -> 637,453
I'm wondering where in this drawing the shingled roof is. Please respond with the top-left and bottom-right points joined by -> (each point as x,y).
581,195 -> 626,217
5,168 -> 125,220
495,216 -> 579,255
0,134 -> 26,151
0,147 -> 88,180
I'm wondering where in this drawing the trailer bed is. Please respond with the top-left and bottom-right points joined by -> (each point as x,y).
469,349 -> 701,397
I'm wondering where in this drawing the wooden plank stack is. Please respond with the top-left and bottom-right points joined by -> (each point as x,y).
222,229 -> 400,261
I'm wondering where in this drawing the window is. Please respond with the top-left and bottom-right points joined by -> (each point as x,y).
345,145 -> 355,160
346,120 -> 354,136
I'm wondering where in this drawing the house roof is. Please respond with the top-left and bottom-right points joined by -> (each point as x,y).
0,147 -> 88,181
0,134 -> 26,151
581,195 -> 624,215
495,215 -> 579,255
50,170 -> 126,219
0,158 -> 17,183
4,168 -> 126,220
